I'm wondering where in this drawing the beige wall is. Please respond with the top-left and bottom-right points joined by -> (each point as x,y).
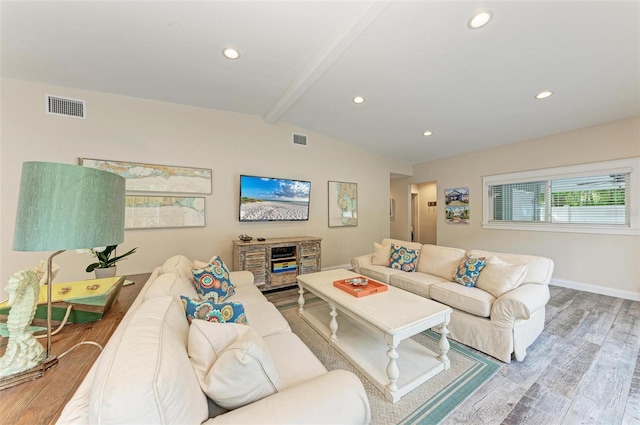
392,116 -> 640,299
0,79 -> 412,300
3,78 -> 637,300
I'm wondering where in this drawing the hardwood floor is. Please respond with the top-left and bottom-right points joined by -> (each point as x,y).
268,284 -> 640,424
442,285 -> 640,425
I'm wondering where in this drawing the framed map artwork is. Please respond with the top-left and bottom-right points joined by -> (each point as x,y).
328,181 -> 358,227
78,158 -> 212,194
125,196 -> 205,229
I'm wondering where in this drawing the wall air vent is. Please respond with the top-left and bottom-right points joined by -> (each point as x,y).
292,133 -> 307,146
46,94 -> 86,119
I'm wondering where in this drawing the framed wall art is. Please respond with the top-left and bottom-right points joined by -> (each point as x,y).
445,187 -> 469,224
125,195 -> 205,229
79,158 -> 212,194
328,181 -> 358,227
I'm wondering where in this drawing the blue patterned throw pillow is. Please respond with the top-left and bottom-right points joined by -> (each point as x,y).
180,296 -> 248,325
453,256 -> 487,287
389,245 -> 421,272
192,256 -> 235,302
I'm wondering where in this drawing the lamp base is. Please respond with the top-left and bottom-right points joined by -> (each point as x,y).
0,355 -> 58,391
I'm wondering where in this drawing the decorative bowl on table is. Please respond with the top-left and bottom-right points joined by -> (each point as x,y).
345,277 -> 368,286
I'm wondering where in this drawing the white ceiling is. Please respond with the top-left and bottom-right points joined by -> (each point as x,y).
2,1 -> 639,164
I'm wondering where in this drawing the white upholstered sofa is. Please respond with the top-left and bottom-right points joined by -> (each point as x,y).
351,239 -> 554,363
58,255 -> 370,424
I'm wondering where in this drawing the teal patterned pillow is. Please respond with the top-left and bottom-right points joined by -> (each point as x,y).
180,296 -> 248,325
192,256 -> 235,302
389,245 -> 421,272
453,256 -> 487,287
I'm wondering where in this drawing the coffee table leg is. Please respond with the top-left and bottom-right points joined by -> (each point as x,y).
297,286 -> 305,314
439,321 -> 451,369
329,302 -> 338,341
386,341 -> 399,392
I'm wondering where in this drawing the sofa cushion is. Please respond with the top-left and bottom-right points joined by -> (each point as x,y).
232,281 -> 271,306
389,244 -> 420,272
430,282 -> 495,317
244,302 -> 291,337
88,296 -> 208,424
372,242 -> 391,266
469,249 -> 554,285
188,321 -> 283,410
181,296 -> 248,325
358,265 -> 405,284
143,272 -> 198,301
381,238 -> 423,252
264,331 -> 328,388
417,244 -> 467,280
389,272 -> 449,298
476,256 -> 528,297
453,255 -> 487,287
192,256 -> 235,302
160,254 -> 196,282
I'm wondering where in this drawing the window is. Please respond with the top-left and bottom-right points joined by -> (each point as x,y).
482,158 -> 640,235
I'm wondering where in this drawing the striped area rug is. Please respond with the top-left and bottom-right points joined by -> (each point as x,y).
269,289 -> 501,425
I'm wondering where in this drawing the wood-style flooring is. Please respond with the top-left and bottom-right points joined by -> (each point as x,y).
443,285 -> 640,425
268,284 -> 640,424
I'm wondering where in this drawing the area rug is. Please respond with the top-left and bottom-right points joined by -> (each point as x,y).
273,296 -> 501,425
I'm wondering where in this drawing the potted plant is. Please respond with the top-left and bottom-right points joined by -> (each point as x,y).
86,245 -> 138,278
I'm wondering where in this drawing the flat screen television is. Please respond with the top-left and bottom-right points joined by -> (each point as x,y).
239,175 -> 311,222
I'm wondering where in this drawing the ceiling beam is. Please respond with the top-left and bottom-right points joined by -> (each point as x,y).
263,1 -> 392,125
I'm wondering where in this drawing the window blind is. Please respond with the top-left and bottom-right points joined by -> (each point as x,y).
489,173 -> 629,226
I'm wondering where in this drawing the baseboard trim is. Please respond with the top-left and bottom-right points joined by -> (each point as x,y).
550,278 -> 640,302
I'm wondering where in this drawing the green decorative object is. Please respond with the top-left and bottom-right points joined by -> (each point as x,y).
0,276 -> 125,325
14,162 -> 125,251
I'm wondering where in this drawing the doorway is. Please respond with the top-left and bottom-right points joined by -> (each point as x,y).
411,192 -> 419,242
410,181 -> 437,245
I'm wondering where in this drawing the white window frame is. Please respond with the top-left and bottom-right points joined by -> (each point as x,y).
482,157 -> 640,236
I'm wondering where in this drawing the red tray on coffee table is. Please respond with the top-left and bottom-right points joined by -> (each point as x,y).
333,276 -> 388,297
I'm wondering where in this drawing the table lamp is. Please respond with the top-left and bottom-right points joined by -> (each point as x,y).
5,161 -> 125,387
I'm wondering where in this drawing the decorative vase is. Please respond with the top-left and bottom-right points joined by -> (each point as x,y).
95,266 -> 117,279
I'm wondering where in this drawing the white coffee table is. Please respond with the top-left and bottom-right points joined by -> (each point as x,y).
297,269 -> 453,403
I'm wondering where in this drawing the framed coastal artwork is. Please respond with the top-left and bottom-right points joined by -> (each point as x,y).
445,187 -> 470,224
328,181 -> 358,227
124,196 -> 205,229
79,158 -> 212,194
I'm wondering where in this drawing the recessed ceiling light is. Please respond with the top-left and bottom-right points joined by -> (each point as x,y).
468,11 -> 493,29
222,48 -> 240,60
423,131 -> 433,137
535,90 -> 554,99
353,96 -> 365,104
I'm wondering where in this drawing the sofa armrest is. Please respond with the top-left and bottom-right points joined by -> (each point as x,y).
230,270 -> 254,288
351,254 -> 374,274
207,370 -> 370,425
491,283 -> 550,328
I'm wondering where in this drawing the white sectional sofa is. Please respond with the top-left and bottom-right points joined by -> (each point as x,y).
58,255 -> 370,424
351,239 -> 554,363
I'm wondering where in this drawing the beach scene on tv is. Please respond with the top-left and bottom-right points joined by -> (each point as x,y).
240,176 -> 311,221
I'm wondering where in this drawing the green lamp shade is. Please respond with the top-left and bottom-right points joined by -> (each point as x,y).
13,162 -> 126,251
